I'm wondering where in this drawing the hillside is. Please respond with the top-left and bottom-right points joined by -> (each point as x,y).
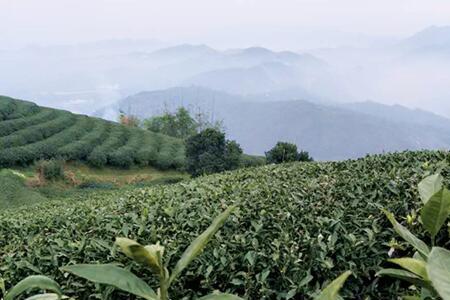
0,96 -> 185,169
98,86 -> 450,160
1,150 -> 448,298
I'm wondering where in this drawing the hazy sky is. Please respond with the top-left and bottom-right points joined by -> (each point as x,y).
1,0 -> 450,49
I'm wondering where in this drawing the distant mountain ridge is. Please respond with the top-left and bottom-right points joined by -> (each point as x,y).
97,86 -> 450,160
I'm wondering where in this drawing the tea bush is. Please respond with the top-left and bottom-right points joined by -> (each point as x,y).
1,150 -> 449,299
0,112 -> 76,149
58,121 -> 111,160
0,97 -> 39,121
109,128 -> 144,168
0,109 -> 57,137
37,159 -> 65,181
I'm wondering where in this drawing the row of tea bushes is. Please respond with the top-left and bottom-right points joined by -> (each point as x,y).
0,97 -> 186,169
1,150 -> 449,298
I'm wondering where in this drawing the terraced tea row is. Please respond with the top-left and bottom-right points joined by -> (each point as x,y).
0,96 -> 185,169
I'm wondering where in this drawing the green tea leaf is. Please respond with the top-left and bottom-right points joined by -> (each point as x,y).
388,258 -> 428,279
4,275 -> 62,300
61,264 -> 156,300
421,188 -> 450,238
427,247 -> 450,300
0,277 -> 5,295
115,238 -> 163,274
314,271 -> 351,300
402,296 -> 420,300
25,293 -> 60,300
383,210 -> 430,257
418,173 -> 443,204
198,293 -> 245,300
169,205 -> 236,285
376,269 -> 426,287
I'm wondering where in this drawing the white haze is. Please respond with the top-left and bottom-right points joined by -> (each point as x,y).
0,0 -> 450,116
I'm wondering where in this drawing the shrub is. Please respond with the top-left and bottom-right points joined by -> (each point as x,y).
240,154 -> 266,168
0,112 -> 75,149
298,150 -> 314,162
87,126 -> 128,167
266,141 -> 313,164
185,128 -> 241,176
58,121 -> 110,160
109,129 -> 143,168
0,109 -> 56,137
224,140 -> 243,171
87,151 -> 108,168
37,159 -> 65,181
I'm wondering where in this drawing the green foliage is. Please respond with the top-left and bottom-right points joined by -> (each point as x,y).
379,173 -> 450,299
0,97 -> 39,121
427,247 -> 450,299
0,109 -> 57,137
144,107 -> 222,139
315,271 -> 352,300
0,97 -> 186,170
224,140 -> 243,171
0,169 -> 47,209
185,128 -> 242,177
62,207 -> 240,300
144,107 -> 197,139
37,159 -> 65,181
240,154 -> 266,168
3,150 -> 450,298
265,141 -> 313,164
3,275 -> 62,300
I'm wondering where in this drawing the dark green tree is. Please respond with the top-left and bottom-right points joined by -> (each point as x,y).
265,142 -> 313,164
298,150 -> 313,162
144,107 -> 222,139
224,140 -> 243,171
185,128 -> 242,177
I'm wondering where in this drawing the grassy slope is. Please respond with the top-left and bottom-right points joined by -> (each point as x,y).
1,163 -> 186,210
1,150 -> 449,298
0,170 -> 47,209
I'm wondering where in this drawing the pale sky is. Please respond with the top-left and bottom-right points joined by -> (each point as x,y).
1,0 -> 450,49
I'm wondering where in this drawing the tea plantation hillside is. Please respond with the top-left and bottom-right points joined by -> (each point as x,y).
1,150 -> 449,299
0,96 -> 185,169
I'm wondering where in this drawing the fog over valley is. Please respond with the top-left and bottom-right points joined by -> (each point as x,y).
1,0 -> 450,159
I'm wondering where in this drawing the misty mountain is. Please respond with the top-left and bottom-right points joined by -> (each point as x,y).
0,42 -> 339,114
97,86 -> 450,160
342,101 -> 450,131
312,25 -> 450,117
3,25 -> 450,118
400,26 -> 450,53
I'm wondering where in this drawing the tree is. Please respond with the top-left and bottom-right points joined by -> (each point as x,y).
265,142 -> 313,164
298,150 -> 313,162
143,106 -> 223,139
174,107 -> 198,138
185,128 -> 243,177
224,140 -> 243,171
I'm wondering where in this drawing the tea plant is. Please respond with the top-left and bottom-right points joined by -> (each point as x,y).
61,206 -> 350,300
3,150 -> 448,298
62,206 -> 240,300
378,173 -> 450,299
0,96 -> 184,169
